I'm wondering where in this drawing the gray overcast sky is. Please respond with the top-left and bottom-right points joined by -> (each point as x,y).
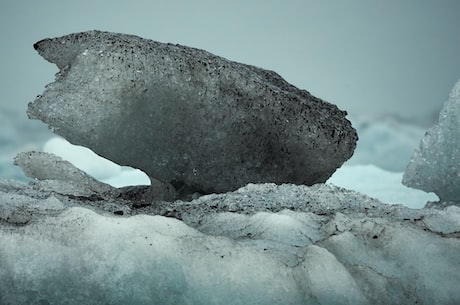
1,0 -> 459,130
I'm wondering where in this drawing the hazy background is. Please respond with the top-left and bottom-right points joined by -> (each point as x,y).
1,0 -> 460,180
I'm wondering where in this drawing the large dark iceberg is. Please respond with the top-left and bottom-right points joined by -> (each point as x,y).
29,30 -> 357,197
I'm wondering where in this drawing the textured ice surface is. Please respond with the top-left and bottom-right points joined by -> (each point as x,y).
403,79 -> 460,201
14,150 -> 175,203
14,151 -> 115,198
1,178 -> 459,304
3,152 -> 460,304
5,30 -> 458,304
29,30 -> 357,195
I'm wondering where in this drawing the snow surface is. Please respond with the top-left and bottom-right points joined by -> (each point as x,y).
1,178 -> 459,304
2,144 -> 457,303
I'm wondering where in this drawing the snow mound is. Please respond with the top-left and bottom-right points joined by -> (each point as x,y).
1,172 -> 459,304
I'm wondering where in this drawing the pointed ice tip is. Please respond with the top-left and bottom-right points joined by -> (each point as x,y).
33,38 -> 50,51
33,38 -> 51,55
33,34 -> 84,69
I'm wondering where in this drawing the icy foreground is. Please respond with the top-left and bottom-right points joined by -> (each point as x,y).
403,79 -> 460,202
3,30 -> 459,304
29,30 -> 356,196
1,152 -> 459,304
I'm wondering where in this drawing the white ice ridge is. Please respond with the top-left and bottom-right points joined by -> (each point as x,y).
403,79 -> 460,202
1,154 -> 460,304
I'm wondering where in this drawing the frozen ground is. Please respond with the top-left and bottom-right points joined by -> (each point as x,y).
1,172 -> 459,304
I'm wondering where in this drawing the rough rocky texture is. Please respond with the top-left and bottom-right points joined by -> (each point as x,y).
29,30 -> 357,195
1,170 -> 459,304
403,79 -> 460,202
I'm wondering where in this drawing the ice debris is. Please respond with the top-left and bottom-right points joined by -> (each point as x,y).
14,151 -> 115,197
403,79 -> 460,202
1,176 -> 459,304
29,30 -> 357,196
14,151 -> 176,202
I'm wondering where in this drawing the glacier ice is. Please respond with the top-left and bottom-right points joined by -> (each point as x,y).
1,174 -> 459,304
29,30 -> 357,196
14,151 -> 114,194
403,79 -> 460,202
13,151 -> 176,203
2,31 -> 459,304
